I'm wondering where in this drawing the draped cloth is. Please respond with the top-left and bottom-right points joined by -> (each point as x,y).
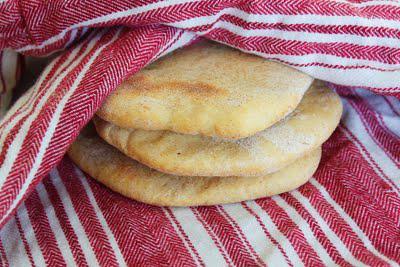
0,1 -> 399,265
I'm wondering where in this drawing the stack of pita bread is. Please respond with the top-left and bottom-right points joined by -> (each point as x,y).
69,41 -> 342,206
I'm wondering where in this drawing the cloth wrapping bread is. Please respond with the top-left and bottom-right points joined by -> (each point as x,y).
0,0 -> 399,265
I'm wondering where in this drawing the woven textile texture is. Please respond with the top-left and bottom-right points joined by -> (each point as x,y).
0,0 -> 399,265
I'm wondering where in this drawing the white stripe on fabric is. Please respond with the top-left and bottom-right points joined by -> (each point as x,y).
4,27 -> 100,134
0,57 -> 58,150
154,31 -> 197,60
341,99 -> 400,189
216,205 -> 268,267
167,8 -> 400,31
36,183 -> 76,266
17,1 -> 400,53
0,40 -> 85,155
171,207 -> 228,266
73,166 -> 126,266
211,42 -> 400,88
344,0 -> 400,7
340,125 -> 400,196
16,204 -> 46,267
17,0 -> 201,52
222,203 -> 290,266
384,96 -> 400,114
355,89 -> 400,138
242,202 -> 304,267
310,178 -> 399,266
0,32 -> 94,189
272,196 -> 336,266
64,29 -> 79,50
0,218 -> 31,267
0,29 -> 98,134
289,190 -> 367,266
168,9 -> 400,49
296,66 -> 400,89
190,208 -> 235,267
49,169 -> 99,266
201,21 -> 400,50
225,41 -> 400,71
0,29 -> 121,226
162,208 -> 202,267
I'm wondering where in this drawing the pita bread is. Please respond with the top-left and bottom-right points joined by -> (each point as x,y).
97,41 -> 313,139
94,81 -> 341,177
68,129 -> 321,206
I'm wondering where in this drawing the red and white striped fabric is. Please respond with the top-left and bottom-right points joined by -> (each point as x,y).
0,0 -> 399,265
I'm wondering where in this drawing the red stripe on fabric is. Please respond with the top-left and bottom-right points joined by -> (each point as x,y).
217,206 -> 267,267
335,86 -> 400,157
0,0 -> 26,47
340,123 -> 400,193
0,28 -> 130,228
0,45 -> 87,170
14,215 -> 35,266
56,160 -> 118,266
0,48 -> 75,130
80,169 -> 196,266
241,202 -> 293,266
195,206 -> 265,267
0,30 -> 93,160
191,207 -> 233,267
190,15 -> 400,39
0,30 -> 111,226
24,188 -> 67,266
208,36 -> 400,76
37,25 -> 175,162
40,174 -> 89,266
16,0 -> 231,52
164,208 -> 206,267
346,90 -> 400,167
32,26 -> 182,197
0,25 -> 187,226
383,97 -> 400,116
317,128 -> 400,262
0,239 -> 9,267
279,193 -> 351,266
250,200 -> 324,266
297,182 -> 389,266
10,0 -> 400,52
366,94 -> 400,139
205,28 -> 400,64
329,84 -> 400,105
238,0 -> 400,20
93,1 -> 237,29
374,109 -> 400,139
1,26 -> 186,227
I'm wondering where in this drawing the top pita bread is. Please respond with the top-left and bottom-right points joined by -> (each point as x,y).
94,81 -> 342,177
97,41 -> 313,139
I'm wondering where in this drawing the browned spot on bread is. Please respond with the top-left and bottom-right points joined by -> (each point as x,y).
116,76 -> 227,98
159,81 -> 227,97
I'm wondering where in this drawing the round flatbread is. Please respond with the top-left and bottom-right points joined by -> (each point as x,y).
94,81 -> 342,177
68,128 -> 321,206
97,40 -> 313,139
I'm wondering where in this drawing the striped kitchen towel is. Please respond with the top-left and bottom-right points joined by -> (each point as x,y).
0,0 -> 399,265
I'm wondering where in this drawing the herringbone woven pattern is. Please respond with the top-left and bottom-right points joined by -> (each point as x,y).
0,0 -> 399,265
